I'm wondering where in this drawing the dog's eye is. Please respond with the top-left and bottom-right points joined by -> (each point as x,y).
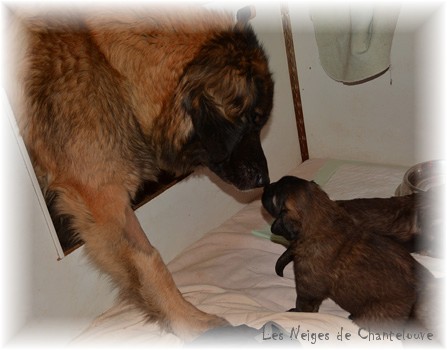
233,96 -> 245,110
252,111 -> 267,127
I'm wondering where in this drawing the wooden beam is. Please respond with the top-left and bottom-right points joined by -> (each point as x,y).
280,3 -> 309,161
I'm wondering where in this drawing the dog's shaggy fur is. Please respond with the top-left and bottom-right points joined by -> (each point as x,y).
7,6 -> 274,340
262,176 -> 433,330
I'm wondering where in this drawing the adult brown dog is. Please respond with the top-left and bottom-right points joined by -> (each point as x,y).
7,6 -> 273,340
262,176 -> 433,330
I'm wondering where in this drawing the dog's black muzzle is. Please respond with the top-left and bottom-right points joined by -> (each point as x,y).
209,131 -> 270,191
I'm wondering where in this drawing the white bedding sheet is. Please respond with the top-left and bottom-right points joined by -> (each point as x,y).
74,159 -> 445,348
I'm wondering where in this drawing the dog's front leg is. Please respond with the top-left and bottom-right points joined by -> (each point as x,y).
123,205 -> 230,340
57,183 -> 228,341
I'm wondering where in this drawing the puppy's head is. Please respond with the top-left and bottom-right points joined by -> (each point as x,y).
262,176 -> 321,240
181,24 -> 274,190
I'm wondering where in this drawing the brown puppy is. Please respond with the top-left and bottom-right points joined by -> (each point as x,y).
7,6 -> 273,340
274,195 -> 419,276
274,190 -> 441,276
262,176 -> 430,329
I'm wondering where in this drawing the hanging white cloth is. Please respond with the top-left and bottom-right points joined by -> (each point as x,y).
311,3 -> 400,84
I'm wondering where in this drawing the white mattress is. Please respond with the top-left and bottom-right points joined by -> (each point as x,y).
73,159 -> 445,347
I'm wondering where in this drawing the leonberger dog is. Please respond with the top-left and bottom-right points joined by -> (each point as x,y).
7,5 -> 273,340
262,176 -> 435,330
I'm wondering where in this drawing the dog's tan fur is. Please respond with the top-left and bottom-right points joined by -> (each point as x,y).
7,6 -> 274,340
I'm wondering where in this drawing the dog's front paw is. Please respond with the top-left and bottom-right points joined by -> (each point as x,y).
170,308 -> 229,341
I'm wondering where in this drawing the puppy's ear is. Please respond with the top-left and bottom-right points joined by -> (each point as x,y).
271,216 -> 299,241
183,89 -> 237,164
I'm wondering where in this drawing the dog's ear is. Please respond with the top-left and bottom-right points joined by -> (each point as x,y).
183,89 -> 239,164
235,5 -> 256,31
271,216 -> 299,241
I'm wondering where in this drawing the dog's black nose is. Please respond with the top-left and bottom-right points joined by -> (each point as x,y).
256,172 -> 270,187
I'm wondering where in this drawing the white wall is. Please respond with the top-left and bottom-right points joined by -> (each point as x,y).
289,2 -> 446,167
414,4 -> 447,162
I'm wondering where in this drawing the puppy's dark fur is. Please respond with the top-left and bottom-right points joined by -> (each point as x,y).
274,195 -> 419,276
273,189 -> 442,276
262,176 -> 433,329
337,191 -> 443,256
337,196 -> 418,250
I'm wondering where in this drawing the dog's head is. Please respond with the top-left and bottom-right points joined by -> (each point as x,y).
262,176 -> 321,240
180,24 -> 274,190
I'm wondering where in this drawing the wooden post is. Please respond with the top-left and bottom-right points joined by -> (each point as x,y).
280,3 -> 309,161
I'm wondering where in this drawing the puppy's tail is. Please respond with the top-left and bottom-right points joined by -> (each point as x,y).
275,246 -> 294,277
